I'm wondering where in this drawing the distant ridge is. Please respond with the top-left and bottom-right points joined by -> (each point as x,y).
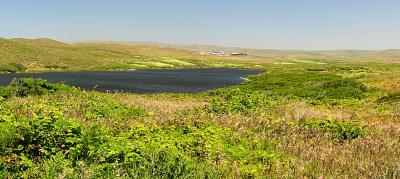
0,36 -> 399,73
114,41 -> 400,61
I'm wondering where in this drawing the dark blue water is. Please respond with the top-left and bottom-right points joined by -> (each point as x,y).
0,68 -> 261,93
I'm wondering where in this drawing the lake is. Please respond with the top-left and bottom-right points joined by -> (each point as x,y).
0,68 -> 261,93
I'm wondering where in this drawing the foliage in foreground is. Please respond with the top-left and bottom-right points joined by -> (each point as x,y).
0,79 -> 293,178
0,107 -> 291,178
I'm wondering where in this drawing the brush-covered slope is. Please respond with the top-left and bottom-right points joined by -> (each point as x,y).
0,38 -> 255,73
1,37 -> 399,73
0,38 -> 100,71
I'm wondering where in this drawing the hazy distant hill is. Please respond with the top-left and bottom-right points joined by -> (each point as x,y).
69,40 -> 400,61
158,44 -> 400,61
118,42 -> 400,61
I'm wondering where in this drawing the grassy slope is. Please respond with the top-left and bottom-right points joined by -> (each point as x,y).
0,38 -> 264,73
2,37 -> 399,73
0,37 -> 400,178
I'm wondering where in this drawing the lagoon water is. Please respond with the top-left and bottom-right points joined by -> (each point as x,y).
0,68 -> 261,93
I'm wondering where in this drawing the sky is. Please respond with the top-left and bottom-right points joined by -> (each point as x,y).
0,0 -> 399,50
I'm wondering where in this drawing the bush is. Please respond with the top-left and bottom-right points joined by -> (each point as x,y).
299,118 -> 367,141
122,122 -> 291,177
0,63 -> 27,73
209,88 -> 270,114
322,79 -> 367,99
0,108 -> 82,158
0,78 -> 78,98
0,107 -> 291,178
377,92 -> 400,104
0,86 -> 12,98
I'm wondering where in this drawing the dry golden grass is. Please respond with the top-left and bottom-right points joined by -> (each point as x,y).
114,93 -> 207,117
129,93 -> 400,177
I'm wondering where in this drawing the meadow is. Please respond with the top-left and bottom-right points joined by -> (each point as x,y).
0,38 -> 400,178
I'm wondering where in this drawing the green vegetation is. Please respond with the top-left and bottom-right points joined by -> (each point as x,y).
0,62 -> 27,73
239,71 -> 368,101
298,118 -> 367,141
0,81 -> 291,178
209,88 -> 271,115
0,38 -> 400,178
0,38 -> 261,72
377,92 -> 400,104
0,78 -> 77,99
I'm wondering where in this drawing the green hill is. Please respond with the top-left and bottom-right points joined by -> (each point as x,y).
1,37 -> 399,73
0,37 -> 100,71
1,37 -> 270,73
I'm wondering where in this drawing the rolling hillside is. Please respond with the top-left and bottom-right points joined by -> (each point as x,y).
0,38 -> 257,73
1,37 -> 399,73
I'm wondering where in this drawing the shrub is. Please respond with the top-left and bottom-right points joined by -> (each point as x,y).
123,122 -> 291,177
0,107 -> 84,176
377,92 -> 400,104
209,88 -> 270,114
299,118 -> 367,141
322,79 -> 367,99
0,107 -> 291,178
0,78 -> 78,98
0,63 -> 27,73
0,108 -> 82,158
0,86 -> 12,98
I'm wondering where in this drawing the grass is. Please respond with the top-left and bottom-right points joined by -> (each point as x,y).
0,38 -> 262,72
0,37 -> 400,178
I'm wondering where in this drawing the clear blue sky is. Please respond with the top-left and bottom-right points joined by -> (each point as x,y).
1,0 -> 399,50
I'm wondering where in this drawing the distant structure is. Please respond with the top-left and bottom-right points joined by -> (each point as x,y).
211,51 -> 225,56
230,52 -> 247,56
200,51 -> 247,56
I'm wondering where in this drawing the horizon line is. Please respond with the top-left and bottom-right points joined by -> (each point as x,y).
3,36 -> 400,52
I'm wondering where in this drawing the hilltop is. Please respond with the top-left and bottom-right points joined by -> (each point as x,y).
1,37 -> 400,73
0,37 -> 258,73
